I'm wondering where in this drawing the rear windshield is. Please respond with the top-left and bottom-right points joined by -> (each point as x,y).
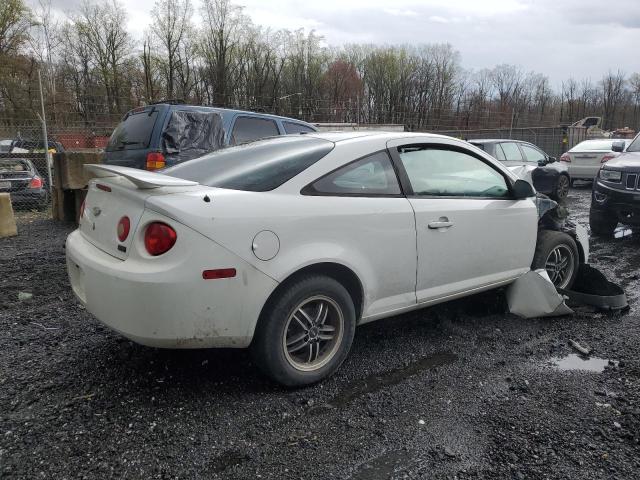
107,109 -> 159,151
0,159 -> 31,173
164,136 -> 334,192
571,140 -> 615,152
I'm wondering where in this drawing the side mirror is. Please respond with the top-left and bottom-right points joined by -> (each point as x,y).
547,156 -> 557,163
512,179 -> 536,199
611,141 -> 625,153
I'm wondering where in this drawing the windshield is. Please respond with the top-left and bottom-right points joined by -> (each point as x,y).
164,136 -> 334,192
627,135 -> 640,153
107,109 -> 159,151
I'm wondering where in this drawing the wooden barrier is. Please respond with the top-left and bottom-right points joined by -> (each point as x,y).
52,152 -> 103,223
0,193 -> 18,238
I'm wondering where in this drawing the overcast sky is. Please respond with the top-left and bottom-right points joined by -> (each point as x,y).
33,0 -> 640,87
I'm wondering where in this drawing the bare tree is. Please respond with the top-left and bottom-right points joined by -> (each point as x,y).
74,0 -> 131,113
200,0 -> 250,106
0,0 -> 32,56
151,0 -> 192,99
600,70 -> 626,129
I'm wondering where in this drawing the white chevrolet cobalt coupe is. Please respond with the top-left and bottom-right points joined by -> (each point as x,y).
67,132 -> 567,386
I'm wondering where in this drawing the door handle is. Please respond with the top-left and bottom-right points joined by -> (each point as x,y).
428,219 -> 454,229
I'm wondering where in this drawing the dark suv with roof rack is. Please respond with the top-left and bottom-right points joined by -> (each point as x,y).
589,134 -> 640,236
104,103 -> 317,171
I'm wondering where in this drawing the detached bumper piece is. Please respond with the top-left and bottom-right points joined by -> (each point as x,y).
506,269 -> 573,318
507,264 -> 628,318
558,264 -> 629,312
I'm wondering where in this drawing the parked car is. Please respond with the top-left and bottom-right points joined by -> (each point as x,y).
0,158 -> 48,209
560,139 -> 631,183
103,103 -> 318,171
7,138 -> 65,153
589,136 -> 640,236
468,139 -> 570,201
66,132 -> 584,386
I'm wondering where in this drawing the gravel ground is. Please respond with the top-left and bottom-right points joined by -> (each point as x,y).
1,187 -> 639,479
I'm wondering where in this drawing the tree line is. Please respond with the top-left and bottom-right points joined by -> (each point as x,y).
1,0 -> 640,134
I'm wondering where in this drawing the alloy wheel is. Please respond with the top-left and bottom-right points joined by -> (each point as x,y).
283,295 -> 344,372
545,244 -> 575,289
557,175 -> 570,200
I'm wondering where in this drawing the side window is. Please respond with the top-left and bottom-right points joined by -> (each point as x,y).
283,121 -> 315,134
304,151 -> 401,196
397,146 -> 510,198
231,117 -> 279,145
500,142 -> 524,161
520,144 -> 546,163
493,143 -> 507,161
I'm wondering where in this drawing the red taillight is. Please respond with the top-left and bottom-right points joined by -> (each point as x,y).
96,183 -> 112,192
29,176 -> 43,189
601,154 -> 615,163
117,216 -> 131,242
560,153 -> 571,163
202,268 -> 237,280
144,222 -> 177,256
146,152 -> 165,170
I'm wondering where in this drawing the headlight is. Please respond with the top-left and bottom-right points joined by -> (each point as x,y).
599,169 -> 622,182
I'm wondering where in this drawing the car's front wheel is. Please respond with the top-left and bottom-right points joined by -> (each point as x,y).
553,174 -> 570,201
251,275 -> 356,387
532,230 -> 579,290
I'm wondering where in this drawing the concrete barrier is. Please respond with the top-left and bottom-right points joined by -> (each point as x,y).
52,152 -> 103,222
0,193 -> 18,238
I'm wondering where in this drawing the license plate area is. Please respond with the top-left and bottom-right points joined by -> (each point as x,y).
0,181 -> 11,189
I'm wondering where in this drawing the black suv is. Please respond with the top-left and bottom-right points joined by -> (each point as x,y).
589,134 -> 640,235
104,103 -> 317,171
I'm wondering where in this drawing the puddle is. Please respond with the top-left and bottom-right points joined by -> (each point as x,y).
316,352 -> 457,411
614,227 -> 633,239
350,450 -> 413,480
550,354 -> 618,373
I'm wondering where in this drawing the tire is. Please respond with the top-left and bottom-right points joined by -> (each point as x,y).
532,230 -> 579,290
250,275 -> 356,387
552,174 -> 570,201
589,209 -> 617,237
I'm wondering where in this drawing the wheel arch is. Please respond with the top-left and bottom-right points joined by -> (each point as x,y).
256,262 -> 365,329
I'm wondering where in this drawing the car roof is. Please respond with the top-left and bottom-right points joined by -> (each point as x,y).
145,104 -> 315,127
467,139 -> 530,144
303,131 -> 456,143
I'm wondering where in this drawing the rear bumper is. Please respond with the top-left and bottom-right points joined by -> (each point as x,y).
568,165 -> 599,180
591,181 -> 640,226
65,217 -> 278,348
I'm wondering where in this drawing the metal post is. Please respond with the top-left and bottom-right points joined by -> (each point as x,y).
38,70 -> 53,194
509,108 -> 515,139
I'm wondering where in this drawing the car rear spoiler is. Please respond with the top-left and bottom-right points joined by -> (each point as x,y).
85,164 -> 198,189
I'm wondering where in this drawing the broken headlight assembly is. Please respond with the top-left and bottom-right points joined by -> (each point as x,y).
599,169 -> 622,182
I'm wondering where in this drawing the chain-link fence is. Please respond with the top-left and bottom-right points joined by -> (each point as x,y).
0,122 -> 54,216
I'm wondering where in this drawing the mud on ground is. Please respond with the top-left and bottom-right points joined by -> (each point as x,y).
1,187 -> 640,479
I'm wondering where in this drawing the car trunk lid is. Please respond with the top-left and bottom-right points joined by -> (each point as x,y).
568,150 -> 607,166
79,165 -> 199,260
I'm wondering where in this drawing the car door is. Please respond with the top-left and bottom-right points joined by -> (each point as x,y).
499,142 -> 526,167
387,138 -> 537,304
